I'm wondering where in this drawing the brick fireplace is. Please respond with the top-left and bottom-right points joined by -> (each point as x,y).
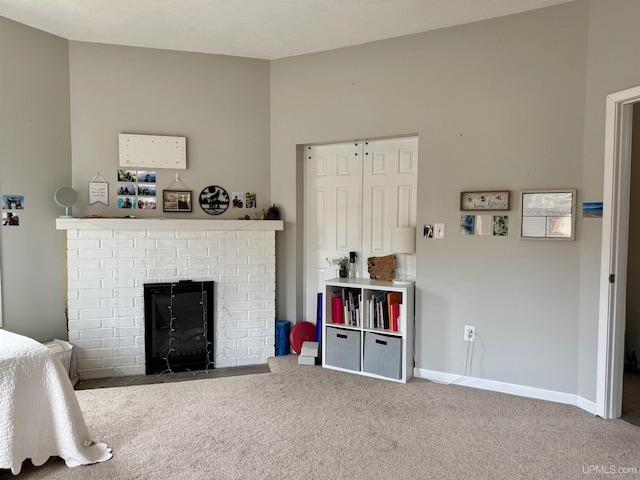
56,218 -> 284,380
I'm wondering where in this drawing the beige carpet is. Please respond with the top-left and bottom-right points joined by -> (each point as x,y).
3,356 -> 640,480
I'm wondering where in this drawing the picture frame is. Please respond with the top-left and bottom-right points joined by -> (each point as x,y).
519,189 -> 576,240
460,190 -> 511,211
162,190 -> 192,212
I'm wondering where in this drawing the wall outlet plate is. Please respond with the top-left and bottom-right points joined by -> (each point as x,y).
464,325 -> 475,342
434,223 -> 445,239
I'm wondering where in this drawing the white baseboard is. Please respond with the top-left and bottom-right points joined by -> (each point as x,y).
414,367 -> 597,415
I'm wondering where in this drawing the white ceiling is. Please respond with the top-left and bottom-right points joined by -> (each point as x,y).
0,0 -> 574,60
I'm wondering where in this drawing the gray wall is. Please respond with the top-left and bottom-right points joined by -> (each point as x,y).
69,42 -> 271,219
0,17 -> 71,341
271,1 -> 589,395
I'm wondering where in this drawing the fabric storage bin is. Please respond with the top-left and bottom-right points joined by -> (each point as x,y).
363,332 -> 402,380
325,326 -> 360,371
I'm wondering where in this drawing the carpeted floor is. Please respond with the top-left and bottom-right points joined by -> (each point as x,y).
3,355 -> 640,479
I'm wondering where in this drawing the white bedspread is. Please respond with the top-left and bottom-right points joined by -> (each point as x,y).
0,329 -> 112,475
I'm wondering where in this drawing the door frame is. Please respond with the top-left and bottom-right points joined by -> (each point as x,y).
597,85 -> 640,418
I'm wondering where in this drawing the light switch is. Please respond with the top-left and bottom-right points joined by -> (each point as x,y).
434,223 -> 445,239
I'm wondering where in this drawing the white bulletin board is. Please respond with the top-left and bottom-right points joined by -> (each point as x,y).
520,189 -> 576,240
118,134 -> 186,169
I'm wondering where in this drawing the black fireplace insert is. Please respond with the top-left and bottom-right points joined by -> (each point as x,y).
144,280 -> 214,375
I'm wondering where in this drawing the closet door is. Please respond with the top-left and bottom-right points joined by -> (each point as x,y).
303,137 -> 418,326
304,142 -> 362,325
361,137 -> 418,278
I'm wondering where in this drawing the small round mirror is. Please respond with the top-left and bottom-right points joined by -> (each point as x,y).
54,186 -> 79,218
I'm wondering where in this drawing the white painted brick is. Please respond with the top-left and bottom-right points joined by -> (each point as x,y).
115,356 -> 137,366
102,238 -> 135,249
116,249 -> 147,259
78,348 -> 114,359
102,258 -> 134,269
219,292 -> 248,302
249,255 -> 276,265
221,329 -> 248,340
156,238 -> 188,249
79,328 -> 115,339
220,274 -> 249,284
248,309 -> 276,320
239,319 -> 267,329
148,249 -> 177,258
79,289 -> 114,300
80,249 -> 114,259
238,230 -> 267,239
68,331 -> 80,341
178,230 -> 207,239
248,238 -> 276,247
102,297 -> 134,308
68,279 -> 101,290
100,337 -> 118,348
79,230 -> 114,239
221,256 -> 249,266
115,326 -> 144,338
134,238 -> 158,249
225,347 -> 249,357
134,258 -> 158,268
177,247 -> 206,258
148,267 -> 178,277
79,309 -> 114,320
67,230 -> 78,240
238,265 -> 266,275
156,257 -> 189,268
71,339 -> 102,349
115,366 -> 145,376
208,265 -> 236,276
188,257 -> 218,267
176,267 -> 208,277
238,355 -> 267,366
115,346 -> 144,357
76,359 -> 106,369
248,292 -> 276,303
214,358 -> 235,368
68,239 -> 101,249
68,258 -> 101,269
239,283 -> 266,293
147,230 -> 176,239
68,299 -> 101,310
103,358 -> 118,367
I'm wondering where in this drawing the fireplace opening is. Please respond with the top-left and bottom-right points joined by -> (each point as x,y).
144,280 -> 214,375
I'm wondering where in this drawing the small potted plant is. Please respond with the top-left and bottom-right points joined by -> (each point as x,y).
327,256 -> 349,278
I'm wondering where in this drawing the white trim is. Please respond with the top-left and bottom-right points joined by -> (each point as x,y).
597,85 -> 640,419
414,367 -> 593,412
55,218 -> 284,231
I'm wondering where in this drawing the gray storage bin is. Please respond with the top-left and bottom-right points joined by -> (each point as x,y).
363,332 -> 402,380
325,326 -> 360,371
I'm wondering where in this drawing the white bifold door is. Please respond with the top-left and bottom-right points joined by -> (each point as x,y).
304,136 -> 418,325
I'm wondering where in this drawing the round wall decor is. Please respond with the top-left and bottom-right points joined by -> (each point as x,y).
199,185 -> 230,215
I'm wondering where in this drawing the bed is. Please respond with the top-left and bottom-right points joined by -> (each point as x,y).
0,329 -> 112,475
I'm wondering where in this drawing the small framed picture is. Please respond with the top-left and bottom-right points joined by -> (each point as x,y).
163,190 -> 192,212
460,191 -> 511,211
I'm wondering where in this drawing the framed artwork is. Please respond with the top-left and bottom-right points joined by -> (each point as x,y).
199,185 -> 230,215
460,191 -> 511,211
162,190 -> 192,212
520,189 -> 576,240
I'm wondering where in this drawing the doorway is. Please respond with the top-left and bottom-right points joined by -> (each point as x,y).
598,85 -> 640,419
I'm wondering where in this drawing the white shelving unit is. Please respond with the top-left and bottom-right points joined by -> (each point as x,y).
321,278 -> 414,383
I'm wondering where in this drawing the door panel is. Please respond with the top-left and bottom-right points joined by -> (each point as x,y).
362,137 -> 418,278
304,142 -> 362,324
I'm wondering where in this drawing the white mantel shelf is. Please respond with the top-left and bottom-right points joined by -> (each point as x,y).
56,217 -> 284,231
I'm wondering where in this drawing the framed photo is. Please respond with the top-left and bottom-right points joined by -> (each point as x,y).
520,189 -> 576,240
460,191 -> 511,211
162,190 -> 192,212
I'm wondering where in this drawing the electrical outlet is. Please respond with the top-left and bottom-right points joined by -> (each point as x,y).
464,325 -> 475,342
434,223 -> 445,239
